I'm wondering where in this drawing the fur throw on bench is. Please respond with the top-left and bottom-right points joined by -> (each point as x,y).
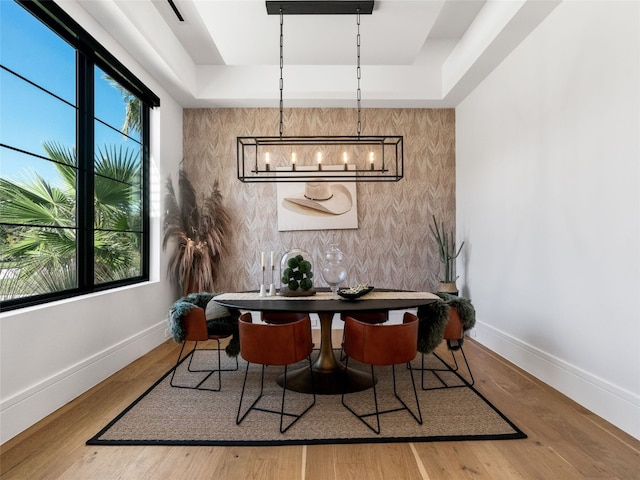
416,293 -> 476,354
167,292 -> 241,356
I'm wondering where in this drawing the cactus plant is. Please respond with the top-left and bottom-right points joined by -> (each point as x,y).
430,215 -> 464,283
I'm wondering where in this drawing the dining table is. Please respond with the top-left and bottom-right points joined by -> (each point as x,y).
214,289 -> 438,394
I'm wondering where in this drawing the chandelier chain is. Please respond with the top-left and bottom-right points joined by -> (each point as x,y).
356,8 -> 361,137
279,9 -> 284,138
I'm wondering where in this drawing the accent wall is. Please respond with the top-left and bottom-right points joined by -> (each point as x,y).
182,108 -> 457,294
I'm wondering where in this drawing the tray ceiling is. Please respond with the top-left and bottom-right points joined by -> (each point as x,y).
75,0 -> 560,107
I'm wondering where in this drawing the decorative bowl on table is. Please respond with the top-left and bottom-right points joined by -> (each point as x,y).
337,284 -> 374,300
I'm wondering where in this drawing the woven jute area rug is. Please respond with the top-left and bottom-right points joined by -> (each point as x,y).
88,349 -> 526,446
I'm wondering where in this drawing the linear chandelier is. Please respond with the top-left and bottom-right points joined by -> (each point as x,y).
236,1 -> 404,183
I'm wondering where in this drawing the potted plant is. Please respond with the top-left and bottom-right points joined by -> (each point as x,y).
430,215 -> 464,295
163,169 -> 230,296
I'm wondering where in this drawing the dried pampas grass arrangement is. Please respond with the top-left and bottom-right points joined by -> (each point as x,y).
163,169 -> 230,296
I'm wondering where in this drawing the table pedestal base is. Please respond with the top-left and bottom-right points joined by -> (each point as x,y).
277,311 -> 377,394
278,362 -> 376,394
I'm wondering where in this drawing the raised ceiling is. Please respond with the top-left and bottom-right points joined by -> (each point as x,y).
76,0 -> 560,108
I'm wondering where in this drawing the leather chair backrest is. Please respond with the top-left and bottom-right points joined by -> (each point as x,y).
343,312 -> 418,366
443,307 -> 464,341
182,307 -> 209,342
339,310 -> 388,324
239,312 -> 313,365
261,311 -> 308,324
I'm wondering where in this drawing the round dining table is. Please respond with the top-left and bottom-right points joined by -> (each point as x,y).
214,289 -> 438,394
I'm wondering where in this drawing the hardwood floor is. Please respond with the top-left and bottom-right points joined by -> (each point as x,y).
1,333 -> 638,479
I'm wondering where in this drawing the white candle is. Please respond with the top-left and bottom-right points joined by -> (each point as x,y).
265,152 -> 270,165
261,251 -> 265,268
343,152 -> 348,164
369,151 -> 375,170
270,251 -> 275,268
291,152 -> 296,165
317,152 -> 322,164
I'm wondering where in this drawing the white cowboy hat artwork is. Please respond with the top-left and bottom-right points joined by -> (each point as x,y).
284,181 -> 353,215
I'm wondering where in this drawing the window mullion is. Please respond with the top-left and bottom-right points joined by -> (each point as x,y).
77,52 -> 94,289
141,105 -> 150,278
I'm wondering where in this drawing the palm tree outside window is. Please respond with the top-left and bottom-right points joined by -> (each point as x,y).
0,0 -> 159,310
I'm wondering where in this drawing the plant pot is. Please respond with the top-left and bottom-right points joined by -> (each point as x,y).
437,281 -> 458,296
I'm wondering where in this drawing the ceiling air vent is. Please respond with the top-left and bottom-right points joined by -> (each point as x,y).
167,0 -> 184,22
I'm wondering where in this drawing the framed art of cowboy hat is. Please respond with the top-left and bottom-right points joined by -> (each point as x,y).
276,165 -> 358,231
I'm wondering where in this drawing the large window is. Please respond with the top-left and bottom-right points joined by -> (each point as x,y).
0,0 -> 159,310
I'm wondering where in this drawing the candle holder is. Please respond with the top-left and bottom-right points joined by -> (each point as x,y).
260,252 -> 267,297
269,262 -> 276,295
259,264 -> 266,296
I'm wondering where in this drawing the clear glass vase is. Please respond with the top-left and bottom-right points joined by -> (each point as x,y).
321,238 -> 347,293
280,248 -> 315,296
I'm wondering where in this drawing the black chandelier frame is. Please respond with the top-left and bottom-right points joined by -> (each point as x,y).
237,135 -> 403,183
237,0 -> 404,183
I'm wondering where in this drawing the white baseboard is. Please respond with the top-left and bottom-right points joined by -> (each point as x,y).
474,321 -> 640,440
0,322 -> 168,445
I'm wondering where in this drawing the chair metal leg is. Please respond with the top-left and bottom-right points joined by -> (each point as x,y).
419,344 -> 474,390
342,358 -> 422,434
236,357 -> 316,433
236,362 -> 266,425
169,341 -> 192,389
342,357 -> 380,433
368,365 -> 382,434
456,345 -> 474,385
170,339 -> 239,391
279,357 -> 316,433
392,363 -> 422,425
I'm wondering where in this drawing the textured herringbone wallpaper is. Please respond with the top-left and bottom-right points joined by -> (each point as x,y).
183,108 -> 455,293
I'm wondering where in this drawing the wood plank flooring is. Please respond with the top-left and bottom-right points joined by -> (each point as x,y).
1,333 -> 638,479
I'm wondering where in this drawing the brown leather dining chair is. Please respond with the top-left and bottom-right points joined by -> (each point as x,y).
420,304 -> 475,389
169,304 -> 239,392
416,295 -> 476,390
236,312 -> 316,433
341,312 -> 422,434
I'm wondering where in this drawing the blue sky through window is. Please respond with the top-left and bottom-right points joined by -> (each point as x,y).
1,0 -> 137,186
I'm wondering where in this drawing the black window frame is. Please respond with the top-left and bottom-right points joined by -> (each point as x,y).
1,0 -> 160,311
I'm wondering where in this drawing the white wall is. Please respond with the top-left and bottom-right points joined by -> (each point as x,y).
456,1 -> 640,439
0,2 -> 183,444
